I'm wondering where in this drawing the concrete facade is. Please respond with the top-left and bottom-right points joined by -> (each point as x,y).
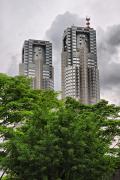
61,26 -> 100,104
19,39 -> 54,90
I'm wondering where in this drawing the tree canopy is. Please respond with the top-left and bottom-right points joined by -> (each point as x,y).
0,73 -> 120,180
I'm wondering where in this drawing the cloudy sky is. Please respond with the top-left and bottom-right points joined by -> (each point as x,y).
0,0 -> 120,104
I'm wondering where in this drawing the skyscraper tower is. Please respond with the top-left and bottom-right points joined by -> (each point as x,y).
19,39 -> 54,90
61,19 -> 100,104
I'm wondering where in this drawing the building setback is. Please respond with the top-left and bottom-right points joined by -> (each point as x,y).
19,39 -> 54,90
61,21 -> 100,104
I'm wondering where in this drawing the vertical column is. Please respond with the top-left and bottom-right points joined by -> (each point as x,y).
71,26 -> 77,65
67,28 -> 72,66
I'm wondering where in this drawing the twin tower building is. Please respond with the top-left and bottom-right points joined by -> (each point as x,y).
19,21 -> 100,104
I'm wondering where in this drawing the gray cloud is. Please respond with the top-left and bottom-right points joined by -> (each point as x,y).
97,25 -> 120,90
107,25 -> 120,46
0,0 -> 58,74
7,55 -> 19,76
97,25 -> 120,104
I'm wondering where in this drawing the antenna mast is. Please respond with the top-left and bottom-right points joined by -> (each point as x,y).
86,17 -> 90,28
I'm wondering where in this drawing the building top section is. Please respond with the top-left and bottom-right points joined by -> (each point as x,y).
63,26 -> 95,38
24,39 -> 52,46
62,23 -> 97,61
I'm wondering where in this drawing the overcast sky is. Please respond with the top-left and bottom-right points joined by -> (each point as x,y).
0,0 -> 120,104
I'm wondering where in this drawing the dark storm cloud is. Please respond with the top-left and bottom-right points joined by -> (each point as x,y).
46,11 -> 84,52
106,25 -> 120,46
97,25 -> 120,90
96,24 -> 120,104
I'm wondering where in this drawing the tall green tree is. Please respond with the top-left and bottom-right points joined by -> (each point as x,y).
0,74 -> 120,180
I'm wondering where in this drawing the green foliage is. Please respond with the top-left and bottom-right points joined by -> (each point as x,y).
0,74 -> 120,180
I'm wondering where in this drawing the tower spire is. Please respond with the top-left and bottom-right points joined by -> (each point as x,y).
86,17 -> 90,28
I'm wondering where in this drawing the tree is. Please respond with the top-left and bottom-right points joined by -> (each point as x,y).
0,74 -> 120,180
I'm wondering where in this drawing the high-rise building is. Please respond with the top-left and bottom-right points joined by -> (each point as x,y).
19,39 -> 54,90
61,20 -> 100,104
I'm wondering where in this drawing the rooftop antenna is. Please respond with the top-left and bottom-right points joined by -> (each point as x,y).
86,17 -> 90,28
